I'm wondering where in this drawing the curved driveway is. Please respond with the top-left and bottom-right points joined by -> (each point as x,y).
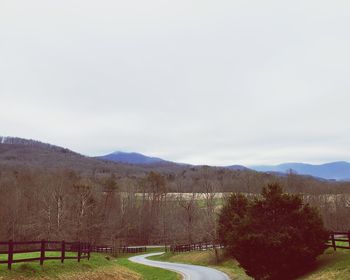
129,252 -> 230,280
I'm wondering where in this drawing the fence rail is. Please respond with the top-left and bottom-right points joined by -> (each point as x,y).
2,231 -> 346,269
327,232 -> 350,250
171,231 -> 350,253
0,240 -> 91,270
91,245 -> 147,255
170,243 -> 224,253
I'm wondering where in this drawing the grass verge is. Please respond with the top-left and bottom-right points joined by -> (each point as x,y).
150,248 -> 350,280
149,249 -> 251,280
299,248 -> 350,280
115,247 -> 180,280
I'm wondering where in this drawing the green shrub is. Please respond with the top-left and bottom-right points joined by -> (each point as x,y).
218,183 -> 329,280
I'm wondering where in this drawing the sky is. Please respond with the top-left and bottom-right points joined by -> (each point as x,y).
1,0 -> 350,166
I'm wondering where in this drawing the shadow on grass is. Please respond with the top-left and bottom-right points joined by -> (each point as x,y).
295,249 -> 350,279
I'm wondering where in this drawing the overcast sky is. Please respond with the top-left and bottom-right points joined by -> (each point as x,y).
1,1 -> 349,166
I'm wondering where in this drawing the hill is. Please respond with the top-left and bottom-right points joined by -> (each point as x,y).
97,151 -> 168,165
0,136 -> 140,177
225,165 -> 249,171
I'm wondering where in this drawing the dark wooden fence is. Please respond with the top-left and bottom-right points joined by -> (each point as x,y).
3,232 -> 345,269
171,232 -> 350,253
0,240 -> 90,270
327,232 -> 350,250
170,243 -> 224,253
91,245 -> 147,255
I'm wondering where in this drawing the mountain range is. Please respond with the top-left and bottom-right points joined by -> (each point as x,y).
1,136 -> 349,181
250,162 -> 350,181
99,151 -> 350,181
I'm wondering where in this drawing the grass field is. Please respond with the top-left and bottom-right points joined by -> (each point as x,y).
0,251 -> 139,279
0,248 -> 179,280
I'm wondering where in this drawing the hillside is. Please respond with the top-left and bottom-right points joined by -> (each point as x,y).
0,138 -> 122,174
97,151 -> 168,165
225,165 -> 249,171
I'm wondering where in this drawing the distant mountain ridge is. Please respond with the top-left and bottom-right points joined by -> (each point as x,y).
1,136 -> 350,181
250,161 -> 350,181
225,165 -> 249,171
97,151 -> 169,165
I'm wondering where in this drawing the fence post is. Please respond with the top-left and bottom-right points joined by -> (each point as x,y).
348,232 -> 350,248
87,243 -> 91,260
40,240 -> 45,266
77,242 -> 81,262
331,233 -> 336,251
8,240 -> 13,270
61,241 -> 65,263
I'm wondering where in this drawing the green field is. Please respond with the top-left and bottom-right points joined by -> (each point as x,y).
0,251 -> 140,279
0,251 -> 78,262
326,240 -> 350,248
0,248 -> 179,280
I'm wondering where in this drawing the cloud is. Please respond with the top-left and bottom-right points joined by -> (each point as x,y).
1,0 -> 350,165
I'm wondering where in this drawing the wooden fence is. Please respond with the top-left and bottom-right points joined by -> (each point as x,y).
91,245 -> 147,255
0,240 -> 90,270
170,243 -> 223,253
327,232 -> 350,250
171,232 -> 350,253
2,232 -> 346,269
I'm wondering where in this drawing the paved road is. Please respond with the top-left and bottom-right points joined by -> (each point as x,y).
129,252 -> 230,280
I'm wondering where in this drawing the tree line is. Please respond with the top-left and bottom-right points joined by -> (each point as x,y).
0,165 -> 349,245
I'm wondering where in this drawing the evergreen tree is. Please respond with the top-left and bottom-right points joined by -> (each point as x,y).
218,183 -> 329,280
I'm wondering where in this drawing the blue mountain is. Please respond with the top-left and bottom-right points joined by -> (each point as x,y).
250,161 -> 350,181
97,151 -> 167,165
